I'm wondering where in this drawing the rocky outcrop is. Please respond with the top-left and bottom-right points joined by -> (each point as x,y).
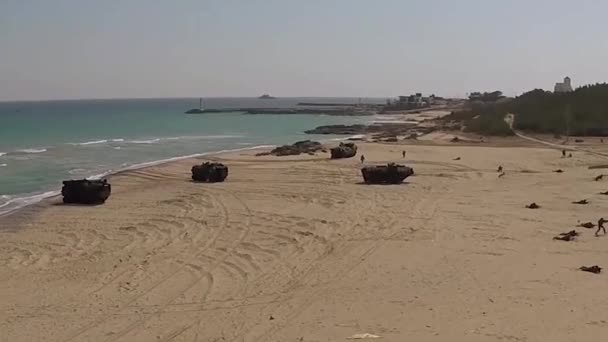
191,162 -> 228,182
62,179 -> 111,204
185,108 -> 205,114
330,143 -> 357,159
246,109 -> 372,116
305,124 -> 368,135
361,163 -> 414,184
257,140 -> 325,157
305,123 -> 432,137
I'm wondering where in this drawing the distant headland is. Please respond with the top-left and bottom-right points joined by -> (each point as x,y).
258,94 -> 276,99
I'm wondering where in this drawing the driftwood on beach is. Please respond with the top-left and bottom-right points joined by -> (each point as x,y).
361,163 -> 414,184
330,143 -> 358,159
191,162 -> 228,183
62,179 -> 111,204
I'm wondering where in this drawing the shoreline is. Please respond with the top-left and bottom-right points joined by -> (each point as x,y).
0,144 -> 277,218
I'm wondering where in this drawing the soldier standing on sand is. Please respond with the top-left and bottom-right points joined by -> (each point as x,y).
402,150 -> 406,158
596,218 -> 607,237
360,155 -> 365,164
562,149 -> 566,158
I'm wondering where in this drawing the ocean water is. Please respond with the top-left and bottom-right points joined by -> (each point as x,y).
0,97 -> 383,215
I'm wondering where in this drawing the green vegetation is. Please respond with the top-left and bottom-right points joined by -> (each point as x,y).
444,102 -> 513,136
468,91 -> 505,102
513,84 -> 608,135
449,83 -> 608,136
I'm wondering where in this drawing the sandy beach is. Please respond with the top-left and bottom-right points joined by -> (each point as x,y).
3,138 -> 608,342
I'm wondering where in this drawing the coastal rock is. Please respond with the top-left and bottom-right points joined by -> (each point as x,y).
330,143 -> 358,159
62,179 -> 111,204
304,124 -> 368,135
305,123 -> 433,137
185,109 -> 205,114
191,162 -> 228,182
361,163 -> 414,184
246,109 -> 372,116
258,140 -> 324,157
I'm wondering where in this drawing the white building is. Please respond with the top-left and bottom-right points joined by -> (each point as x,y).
554,77 -> 573,93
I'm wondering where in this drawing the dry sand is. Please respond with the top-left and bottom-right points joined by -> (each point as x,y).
2,139 -> 608,341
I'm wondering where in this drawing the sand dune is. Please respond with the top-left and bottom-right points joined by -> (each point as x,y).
2,140 -> 608,341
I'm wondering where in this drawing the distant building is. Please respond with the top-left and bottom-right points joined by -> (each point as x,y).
554,77 -> 573,93
398,93 -> 427,107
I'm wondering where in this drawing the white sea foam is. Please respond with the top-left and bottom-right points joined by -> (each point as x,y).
70,139 -> 108,146
17,148 -> 47,154
68,168 -> 87,175
114,144 -> 275,173
0,152 -> 6,157
129,138 -> 161,144
321,134 -> 366,142
0,164 -> 7,167
111,138 -> 125,142
0,190 -> 61,216
127,135 -> 243,144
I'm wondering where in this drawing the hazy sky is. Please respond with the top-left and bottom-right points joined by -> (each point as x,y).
1,0 -> 607,101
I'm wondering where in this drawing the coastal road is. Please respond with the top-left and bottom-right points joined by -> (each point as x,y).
505,113 -> 608,158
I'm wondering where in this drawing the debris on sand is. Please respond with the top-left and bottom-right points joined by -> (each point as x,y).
453,157 -> 461,161
497,165 -> 503,173
580,265 -> 602,274
572,199 -> 589,205
553,230 -> 579,241
553,169 -> 564,173
498,172 -> 506,178
595,175 -> 604,181
578,222 -> 596,229
525,203 -> 540,209
347,333 -> 382,339
600,191 -> 608,195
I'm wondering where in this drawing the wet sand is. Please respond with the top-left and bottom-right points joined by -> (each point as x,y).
2,139 -> 608,341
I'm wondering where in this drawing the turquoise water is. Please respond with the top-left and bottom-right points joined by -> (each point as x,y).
0,97 -> 382,215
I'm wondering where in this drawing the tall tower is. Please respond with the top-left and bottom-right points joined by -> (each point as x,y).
564,77 -> 573,92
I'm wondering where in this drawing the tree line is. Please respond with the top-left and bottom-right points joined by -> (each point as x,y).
448,83 -> 608,136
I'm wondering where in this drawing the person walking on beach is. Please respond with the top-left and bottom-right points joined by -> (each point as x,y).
402,150 -> 406,158
360,155 -> 365,164
596,218 -> 607,236
562,149 -> 566,158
